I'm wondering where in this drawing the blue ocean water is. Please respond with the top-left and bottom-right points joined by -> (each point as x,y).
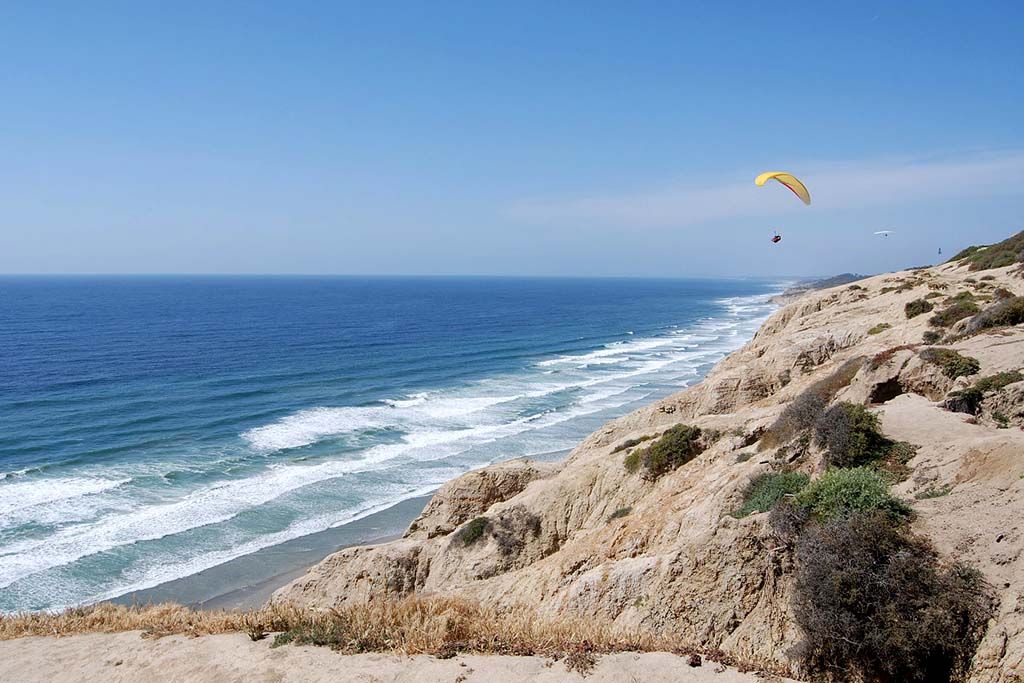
0,276 -> 784,612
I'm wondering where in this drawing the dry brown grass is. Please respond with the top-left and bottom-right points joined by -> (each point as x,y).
0,601 -> 304,641
0,596 -> 758,667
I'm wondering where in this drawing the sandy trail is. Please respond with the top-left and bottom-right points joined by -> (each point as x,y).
0,631 -> 796,683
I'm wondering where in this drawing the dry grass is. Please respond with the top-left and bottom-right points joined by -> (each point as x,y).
0,596 -> 763,669
0,601 -> 304,641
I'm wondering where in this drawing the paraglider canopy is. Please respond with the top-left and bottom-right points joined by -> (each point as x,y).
755,171 -> 811,205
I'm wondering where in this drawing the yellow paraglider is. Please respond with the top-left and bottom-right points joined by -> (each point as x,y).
755,171 -> 811,205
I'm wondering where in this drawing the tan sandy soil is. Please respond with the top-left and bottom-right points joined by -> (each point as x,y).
0,632 -> 796,683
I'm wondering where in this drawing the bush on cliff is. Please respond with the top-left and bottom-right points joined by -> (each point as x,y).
905,298 -> 934,319
454,517 -> 490,546
625,424 -> 703,481
929,296 -> 980,328
975,369 -> 1024,392
760,357 -> 864,448
733,471 -> 810,518
793,512 -> 993,683
796,467 -> 911,522
966,295 -> 1024,334
919,348 -> 981,379
814,402 -> 893,468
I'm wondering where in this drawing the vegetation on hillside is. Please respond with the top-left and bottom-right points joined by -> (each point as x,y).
623,424 -> 704,480
905,298 -> 934,318
919,348 -> 981,379
949,230 -> 1024,271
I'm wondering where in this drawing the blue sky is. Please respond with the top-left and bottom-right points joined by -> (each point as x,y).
1,2 -> 1022,276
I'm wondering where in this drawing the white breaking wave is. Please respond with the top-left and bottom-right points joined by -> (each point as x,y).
0,477 -> 129,517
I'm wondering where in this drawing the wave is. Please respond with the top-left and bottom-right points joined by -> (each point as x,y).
0,477 -> 129,517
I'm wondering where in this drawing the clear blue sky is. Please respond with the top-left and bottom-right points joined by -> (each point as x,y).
1,2 -> 1022,276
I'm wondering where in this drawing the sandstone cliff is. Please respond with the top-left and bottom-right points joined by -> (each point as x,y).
274,254 -> 1024,681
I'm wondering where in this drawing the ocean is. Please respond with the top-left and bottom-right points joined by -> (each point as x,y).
0,276 -> 784,612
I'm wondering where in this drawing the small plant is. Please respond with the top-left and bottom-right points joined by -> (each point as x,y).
733,471 -> 810,518
243,616 -> 266,641
974,370 -> 1023,392
924,291 -> 944,299
881,441 -> 919,480
623,451 -> 641,473
869,344 -> 918,370
905,298 -> 934,319
916,485 -> 952,499
454,517 -> 490,546
611,435 -> 654,453
922,329 -> 942,344
814,402 -> 892,468
980,275 -> 996,281
966,296 -> 1024,333
929,298 -> 980,327
796,467 -> 912,522
867,322 -> 891,335
848,284 -> 864,291
628,424 -> 704,481
606,506 -> 632,522
919,348 -> 981,379
993,411 -> 1010,428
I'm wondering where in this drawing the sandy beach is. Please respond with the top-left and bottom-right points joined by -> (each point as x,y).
111,494 -> 434,611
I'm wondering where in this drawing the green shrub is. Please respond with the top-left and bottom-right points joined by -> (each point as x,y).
922,329 -> 942,344
733,472 -> 810,518
793,512 -> 994,682
993,411 -> 1010,428
974,370 -> 1023,393
867,322 -> 891,335
606,506 -> 632,522
980,275 -> 996,281
797,467 -> 912,522
881,441 -> 919,481
630,424 -> 703,481
454,517 -> 490,546
905,298 -> 934,319
814,402 -> 892,468
966,296 -> 1024,333
919,348 -> 981,379
929,299 -> 980,328
924,291 -> 944,299
623,451 -> 641,473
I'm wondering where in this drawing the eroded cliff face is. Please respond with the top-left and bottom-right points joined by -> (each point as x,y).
274,261 -> 1024,681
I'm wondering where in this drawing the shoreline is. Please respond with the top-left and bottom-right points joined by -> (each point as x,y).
111,494 -> 434,611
